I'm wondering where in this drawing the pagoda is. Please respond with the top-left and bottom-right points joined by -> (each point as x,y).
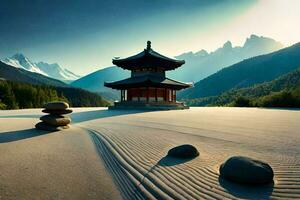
105,41 -> 192,110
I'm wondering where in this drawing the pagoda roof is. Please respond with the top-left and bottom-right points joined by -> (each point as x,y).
104,74 -> 192,90
112,41 -> 185,71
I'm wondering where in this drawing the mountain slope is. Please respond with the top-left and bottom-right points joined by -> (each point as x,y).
186,68 -> 300,106
179,42 -> 300,100
71,66 -> 129,100
0,61 -> 110,108
2,53 -> 48,76
71,35 -> 282,100
36,62 -> 80,81
0,79 -> 110,109
168,34 -> 283,82
0,61 -> 68,87
1,53 -> 80,81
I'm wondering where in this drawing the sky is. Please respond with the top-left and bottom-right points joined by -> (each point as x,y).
0,0 -> 300,76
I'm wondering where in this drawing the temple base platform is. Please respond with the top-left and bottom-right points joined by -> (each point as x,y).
108,101 -> 189,110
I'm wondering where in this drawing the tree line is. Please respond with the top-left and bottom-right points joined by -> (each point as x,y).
0,80 -> 110,110
185,68 -> 300,108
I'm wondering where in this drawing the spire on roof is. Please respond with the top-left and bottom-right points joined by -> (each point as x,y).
112,40 -> 185,70
146,40 -> 151,51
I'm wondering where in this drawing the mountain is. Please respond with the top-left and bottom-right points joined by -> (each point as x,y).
0,61 -> 68,87
2,53 -> 48,76
71,66 -> 129,100
70,35 -> 283,100
168,34 -> 284,82
0,61 -> 110,108
1,53 -> 80,82
186,68 -> 300,106
36,62 -> 80,81
179,42 -> 300,100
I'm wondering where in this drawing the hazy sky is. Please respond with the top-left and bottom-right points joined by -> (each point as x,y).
0,0 -> 300,75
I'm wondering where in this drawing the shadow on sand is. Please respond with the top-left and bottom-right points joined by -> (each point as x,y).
0,109 -> 148,144
218,176 -> 274,199
157,156 -> 194,167
71,109 -> 150,124
259,107 -> 300,111
0,128 -> 52,143
0,114 -> 42,119
0,109 -> 148,124
138,155 -> 195,188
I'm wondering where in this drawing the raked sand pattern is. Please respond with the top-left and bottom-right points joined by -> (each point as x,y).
1,107 -> 300,199
78,107 -> 300,199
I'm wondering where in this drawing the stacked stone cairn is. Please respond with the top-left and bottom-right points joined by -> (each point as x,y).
35,101 -> 73,131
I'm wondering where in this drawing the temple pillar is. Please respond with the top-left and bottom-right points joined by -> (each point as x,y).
127,89 -> 130,101
155,88 -> 158,102
120,90 -> 123,102
146,87 -> 149,102
172,90 -> 175,102
174,90 -> 176,102
138,88 -> 140,101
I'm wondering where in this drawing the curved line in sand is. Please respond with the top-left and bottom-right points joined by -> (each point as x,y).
86,126 -> 300,199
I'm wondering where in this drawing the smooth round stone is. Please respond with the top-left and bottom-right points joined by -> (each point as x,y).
219,156 -> 274,185
40,115 -> 71,126
44,101 -> 69,110
35,122 -> 70,131
167,144 -> 199,159
42,109 -> 73,115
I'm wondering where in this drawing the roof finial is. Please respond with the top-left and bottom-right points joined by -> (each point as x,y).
146,40 -> 151,50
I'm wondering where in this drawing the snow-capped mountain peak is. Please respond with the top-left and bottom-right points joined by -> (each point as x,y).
2,53 -> 48,76
36,62 -> 80,81
1,53 -> 80,81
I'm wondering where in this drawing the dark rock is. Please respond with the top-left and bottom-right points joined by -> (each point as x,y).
40,115 -> 71,126
42,109 -> 73,115
167,144 -> 199,159
44,101 -> 69,110
219,156 -> 274,185
35,122 -> 70,131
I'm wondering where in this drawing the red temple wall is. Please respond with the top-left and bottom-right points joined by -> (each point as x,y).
126,87 -> 175,102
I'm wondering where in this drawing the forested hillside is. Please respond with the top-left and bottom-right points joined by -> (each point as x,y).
179,43 -> 300,99
0,80 -> 110,109
186,68 -> 300,107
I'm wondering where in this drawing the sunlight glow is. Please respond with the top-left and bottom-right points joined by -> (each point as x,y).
218,0 -> 300,47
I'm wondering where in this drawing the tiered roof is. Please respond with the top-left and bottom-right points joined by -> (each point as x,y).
104,74 -> 191,90
112,41 -> 185,71
105,41 -> 192,90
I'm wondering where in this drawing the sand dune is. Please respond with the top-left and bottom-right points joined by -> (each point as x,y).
1,107 -> 300,199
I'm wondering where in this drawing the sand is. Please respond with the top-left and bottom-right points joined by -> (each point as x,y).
1,107 -> 300,199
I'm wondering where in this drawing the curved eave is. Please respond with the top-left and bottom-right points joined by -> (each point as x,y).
112,49 -> 185,70
104,78 -> 192,90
